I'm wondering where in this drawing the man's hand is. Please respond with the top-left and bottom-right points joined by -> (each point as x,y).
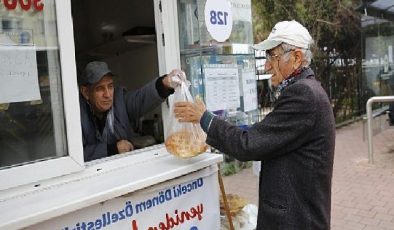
117,140 -> 134,153
163,69 -> 186,89
174,98 -> 206,123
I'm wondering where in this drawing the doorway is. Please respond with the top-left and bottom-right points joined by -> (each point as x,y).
71,0 -> 164,144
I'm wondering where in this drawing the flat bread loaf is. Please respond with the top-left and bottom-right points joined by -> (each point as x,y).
220,194 -> 248,216
165,130 -> 207,158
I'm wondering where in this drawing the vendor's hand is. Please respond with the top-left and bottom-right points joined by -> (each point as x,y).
117,140 -> 134,153
174,98 -> 206,123
163,69 -> 186,89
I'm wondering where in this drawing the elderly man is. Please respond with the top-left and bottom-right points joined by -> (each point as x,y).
79,61 -> 185,161
174,20 -> 335,229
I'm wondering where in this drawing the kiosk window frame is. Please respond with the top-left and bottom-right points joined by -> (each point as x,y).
0,0 -> 84,191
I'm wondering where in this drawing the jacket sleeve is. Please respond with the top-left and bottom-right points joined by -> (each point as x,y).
83,142 -> 107,161
123,78 -> 166,121
206,83 -> 317,161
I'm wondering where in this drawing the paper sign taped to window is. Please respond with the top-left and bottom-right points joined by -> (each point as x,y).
241,70 -> 258,112
0,46 -> 41,103
203,64 -> 240,111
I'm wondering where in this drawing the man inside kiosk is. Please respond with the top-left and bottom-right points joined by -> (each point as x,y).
78,61 -> 185,161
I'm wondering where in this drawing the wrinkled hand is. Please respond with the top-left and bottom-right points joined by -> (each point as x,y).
117,140 -> 134,153
174,98 -> 206,123
163,69 -> 186,89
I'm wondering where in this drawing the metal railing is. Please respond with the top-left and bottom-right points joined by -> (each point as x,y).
366,96 -> 394,164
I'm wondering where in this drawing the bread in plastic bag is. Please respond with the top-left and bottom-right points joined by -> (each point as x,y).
165,81 -> 208,158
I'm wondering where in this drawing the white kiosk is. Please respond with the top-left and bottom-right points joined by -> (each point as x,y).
0,0 -> 255,229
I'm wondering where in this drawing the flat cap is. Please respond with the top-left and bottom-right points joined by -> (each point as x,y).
79,61 -> 113,85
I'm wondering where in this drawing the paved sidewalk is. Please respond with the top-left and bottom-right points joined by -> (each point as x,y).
222,121 -> 394,229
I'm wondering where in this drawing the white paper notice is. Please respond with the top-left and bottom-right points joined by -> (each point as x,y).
242,70 -> 258,112
0,46 -> 41,103
204,64 -> 240,111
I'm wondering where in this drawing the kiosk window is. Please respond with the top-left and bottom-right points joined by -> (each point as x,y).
0,1 -> 67,168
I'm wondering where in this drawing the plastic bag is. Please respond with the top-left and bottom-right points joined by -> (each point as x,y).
165,81 -> 208,158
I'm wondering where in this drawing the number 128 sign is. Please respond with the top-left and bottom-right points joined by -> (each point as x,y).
204,0 -> 233,42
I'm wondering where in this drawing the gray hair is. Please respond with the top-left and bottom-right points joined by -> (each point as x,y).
281,43 -> 313,66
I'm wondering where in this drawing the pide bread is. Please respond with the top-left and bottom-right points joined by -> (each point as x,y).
165,129 -> 207,158
220,194 -> 248,216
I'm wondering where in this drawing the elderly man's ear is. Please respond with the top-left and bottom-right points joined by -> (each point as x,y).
80,86 -> 89,101
293,49 -> 303,69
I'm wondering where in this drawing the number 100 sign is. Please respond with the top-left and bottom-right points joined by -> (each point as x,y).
204,0 -> 233,42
